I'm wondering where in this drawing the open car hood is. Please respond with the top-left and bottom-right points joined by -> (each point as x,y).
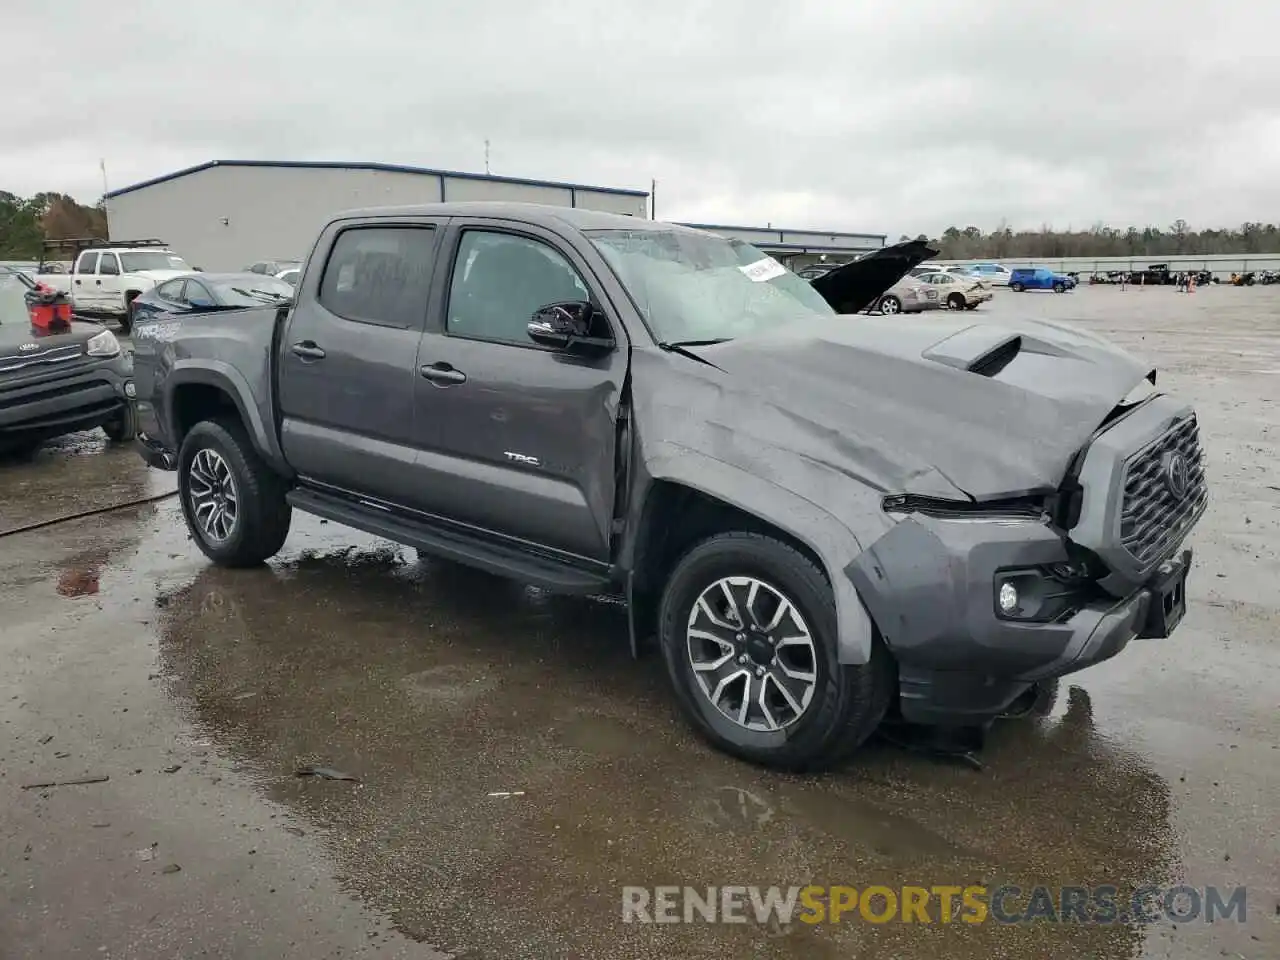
808,239 -> 939,314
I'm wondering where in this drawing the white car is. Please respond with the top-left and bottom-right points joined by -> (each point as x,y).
35,240 -> 194,333
956,263 -> 1013,286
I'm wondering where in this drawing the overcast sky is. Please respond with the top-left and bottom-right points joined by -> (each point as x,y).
5,1 -> 1279,237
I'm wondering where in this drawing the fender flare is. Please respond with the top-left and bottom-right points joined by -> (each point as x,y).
632,446 -> 877,665
164,361 -> 288,473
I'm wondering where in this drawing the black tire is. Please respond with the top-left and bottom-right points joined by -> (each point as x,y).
878,295 -> 902,315
946,293 -> 965,310
658,532 -> 892,771
120,294 -> 138,335
0,437 -> 43,462
1053,282 -> 1066,293
177,418 -> 291,567
1010,282 -> 1025,292
102,401 -> 138,442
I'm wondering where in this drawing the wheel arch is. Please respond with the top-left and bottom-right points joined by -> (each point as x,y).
622,457 -> 878,666
164,363 -> 288,474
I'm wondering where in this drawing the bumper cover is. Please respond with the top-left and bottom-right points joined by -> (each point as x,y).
0,354 -> 132,440
847,512 -> 1194,725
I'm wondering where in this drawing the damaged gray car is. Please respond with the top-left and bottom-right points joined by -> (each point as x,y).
130,204 -> 1207,770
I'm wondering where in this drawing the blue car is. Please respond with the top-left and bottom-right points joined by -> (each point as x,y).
1008,268 -> 1075,293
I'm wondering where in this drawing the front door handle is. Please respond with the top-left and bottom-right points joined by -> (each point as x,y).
74,279 -> 81,286
290,341 -> 326,360
95,280 -> 102,286
420,362 -> 466,385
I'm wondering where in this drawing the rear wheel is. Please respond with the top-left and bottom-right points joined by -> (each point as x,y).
178,418 -> 292,567
946,293 -> 965,310
878,295 -> 902,315
1010,282 -> 1025,292
658,532 -> 892,771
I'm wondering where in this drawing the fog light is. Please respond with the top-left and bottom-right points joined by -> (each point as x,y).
124,380 -> 136,398
998,581 -> 1019,615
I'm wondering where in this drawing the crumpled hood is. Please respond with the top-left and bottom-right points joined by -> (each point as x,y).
639,314 -> 1153,500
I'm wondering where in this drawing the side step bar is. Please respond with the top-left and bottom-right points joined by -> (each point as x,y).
287,486 -> 614,595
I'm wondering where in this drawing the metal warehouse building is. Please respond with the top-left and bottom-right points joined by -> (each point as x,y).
103,160 -> 650,272
104,159 -> 884,271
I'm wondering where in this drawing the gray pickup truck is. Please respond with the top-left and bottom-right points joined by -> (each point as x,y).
132,203 -> 1207,770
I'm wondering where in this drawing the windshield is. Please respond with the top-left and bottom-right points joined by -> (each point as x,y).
119,251 -> 191,272
211,276 -> 294,305
588,229 -> 834,342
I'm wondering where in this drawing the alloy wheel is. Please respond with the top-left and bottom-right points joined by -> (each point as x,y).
686,576 -> 818,732
187,448 -> 239,543
880,297 -> 900,314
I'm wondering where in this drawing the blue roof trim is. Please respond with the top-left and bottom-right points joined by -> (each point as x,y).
679,221 -> 887,241
104,159 -> 650,200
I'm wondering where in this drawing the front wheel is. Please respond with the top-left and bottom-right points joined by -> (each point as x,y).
658,532 -> 892,771
102,401 -> 138,443
1053,282 -> 1066,293
946,293 -> 965,310
178,418 -> 292,567
1010,282 -> 1025,292
878,295 -> 902,315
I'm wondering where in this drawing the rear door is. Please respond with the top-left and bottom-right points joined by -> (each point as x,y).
409,221 -> 628,562
71,251 -> 98,310
277,217 -> 445,509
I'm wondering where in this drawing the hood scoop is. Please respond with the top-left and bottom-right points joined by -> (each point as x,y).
923,325 -> 1047,378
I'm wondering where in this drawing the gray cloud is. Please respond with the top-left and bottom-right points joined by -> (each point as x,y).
4,0 -> 1278,236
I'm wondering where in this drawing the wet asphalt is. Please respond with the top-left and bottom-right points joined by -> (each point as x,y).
1,286 -> 1277,959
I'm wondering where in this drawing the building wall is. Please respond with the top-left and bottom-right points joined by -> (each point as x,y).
106,164 -> 649,271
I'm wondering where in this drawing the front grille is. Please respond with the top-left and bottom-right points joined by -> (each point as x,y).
0,344 -> 84,373
1120,415 -> 1207,565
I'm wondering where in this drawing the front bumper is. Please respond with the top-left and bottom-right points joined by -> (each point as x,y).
847,511 -> 1195,726
0,352 -> 133,442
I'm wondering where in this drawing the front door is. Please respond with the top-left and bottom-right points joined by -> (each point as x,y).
277,219 -> 444,509
411,223 -> 628,563
96,252 -> 123,314
71,251 -> 98,311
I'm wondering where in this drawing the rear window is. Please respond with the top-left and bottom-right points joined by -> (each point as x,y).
318,226 -> 437,328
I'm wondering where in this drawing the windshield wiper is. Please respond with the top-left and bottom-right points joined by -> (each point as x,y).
656,338 -> 730,369
659,338 -> 733,349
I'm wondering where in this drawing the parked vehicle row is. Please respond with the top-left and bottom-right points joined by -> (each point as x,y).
34,238 -> 195,334
129,202 -> 1207,771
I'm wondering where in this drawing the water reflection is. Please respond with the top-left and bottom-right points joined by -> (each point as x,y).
156,546 -> 1177,959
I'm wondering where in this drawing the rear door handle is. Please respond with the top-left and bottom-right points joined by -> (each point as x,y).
420,362 -> 466,385
290,341 -> 326,360
95,280 -> 102,286
74,279 -> 81,285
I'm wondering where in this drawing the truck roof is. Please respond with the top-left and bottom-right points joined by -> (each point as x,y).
330,201 -> 698,236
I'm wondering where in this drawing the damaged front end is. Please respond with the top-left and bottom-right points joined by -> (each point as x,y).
846,383 -> 1207,727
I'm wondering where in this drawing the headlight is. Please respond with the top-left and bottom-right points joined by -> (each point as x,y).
86,330 -> 121,357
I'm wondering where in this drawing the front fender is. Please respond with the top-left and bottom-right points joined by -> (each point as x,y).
635,441 -> 879,665
164,361 -> 288,473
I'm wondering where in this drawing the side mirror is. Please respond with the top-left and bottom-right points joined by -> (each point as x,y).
187,296 -> 215,309
527,301 -> 613,354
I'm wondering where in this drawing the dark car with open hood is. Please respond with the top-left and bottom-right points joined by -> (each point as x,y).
0,266 -> 137,458
129,203 -> 1208,770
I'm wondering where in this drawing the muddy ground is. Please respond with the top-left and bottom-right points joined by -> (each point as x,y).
1,285 -> 1277,959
